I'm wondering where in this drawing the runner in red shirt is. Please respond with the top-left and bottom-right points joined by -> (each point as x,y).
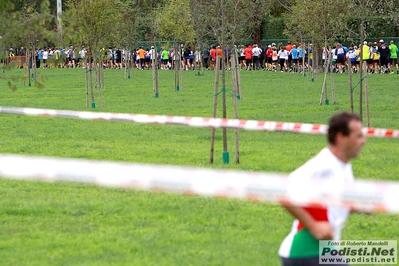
266,45 -> 273,71
244,44 -> 253,70
209,45 -> 217,70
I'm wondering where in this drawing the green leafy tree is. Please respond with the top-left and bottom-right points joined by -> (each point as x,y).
191,0 -> 271,46
118,0 -> 169,42
251,0 -> 273,44
1,0 -> 62,47
66,0 -> 122,52
284,0 -> 348,46
344,1 -> 379,41
0,0 -> 59,90
386,0 -> 399,29
156,0 -> 195,43
118,0 -> 143,47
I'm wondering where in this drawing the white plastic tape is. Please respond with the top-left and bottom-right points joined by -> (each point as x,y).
1,106 -> 399,137
0,154 -> 398,214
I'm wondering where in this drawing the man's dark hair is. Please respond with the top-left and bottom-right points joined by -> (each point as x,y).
327,112 -> 361,144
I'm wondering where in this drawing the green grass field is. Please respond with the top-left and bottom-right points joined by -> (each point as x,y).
0,67 -> 398,265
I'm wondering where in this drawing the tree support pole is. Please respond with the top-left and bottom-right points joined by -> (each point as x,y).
209,56 -> 221,164
221,51 -> 229,165
320,47 -> 332,105
152,45 -> 159,98
349,55 -> 354,113
231,50 -> 240,164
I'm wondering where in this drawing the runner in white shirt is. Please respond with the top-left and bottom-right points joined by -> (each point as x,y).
147,46 -> 157,69
347,47 -> 357,73
239,46 -> 245,69
279,112 -> 366,266
79,48 -> 86,68
278,46 -> 289,72
322,47 -> 329,72
194,50 -> 201,69
252,44 -> 262,70
42,48 -> 49,68
271,46 -> 278,71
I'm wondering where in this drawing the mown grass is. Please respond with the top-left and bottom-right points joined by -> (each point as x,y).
0,67 -> 398,265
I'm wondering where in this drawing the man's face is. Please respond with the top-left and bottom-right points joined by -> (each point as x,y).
342,120 -> 366,160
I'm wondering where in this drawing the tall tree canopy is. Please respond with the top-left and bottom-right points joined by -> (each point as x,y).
66,0 -> 123,49
156,0 -> 195,43
0,0 -> 58,50
2,0 -> 398,52
284,0 -> 348,45
191,0 -> 271,47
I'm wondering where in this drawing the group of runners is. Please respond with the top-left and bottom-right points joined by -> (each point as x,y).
5,39 -> 399,75
237,42 -> 310,72
327,39 -> 399,74
238,39 -> 399,74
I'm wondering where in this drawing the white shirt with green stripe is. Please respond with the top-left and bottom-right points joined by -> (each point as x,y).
278,148 -> 354,258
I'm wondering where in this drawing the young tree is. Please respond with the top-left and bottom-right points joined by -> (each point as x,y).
66,0 -> 123,108
345,0 -> 389,126
156,0 -> 195,92
285,0 -> 349,106
118,0 -> 146,79
191,0 -> 272,164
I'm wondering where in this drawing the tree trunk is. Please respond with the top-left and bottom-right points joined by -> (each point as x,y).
174,42 -> 180,91
92,50 -> 104,108
252,22 -> 262,46
151,45 -> 159,98
320,47 -> 331,105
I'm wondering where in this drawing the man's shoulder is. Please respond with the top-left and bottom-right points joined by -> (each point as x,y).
289,148 -> 336,179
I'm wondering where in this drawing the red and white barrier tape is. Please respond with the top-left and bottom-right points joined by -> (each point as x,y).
1,106 -> 399,138
0,154 -> 398,214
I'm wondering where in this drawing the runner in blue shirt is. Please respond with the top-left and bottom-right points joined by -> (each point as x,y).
291,45 -> 299,72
